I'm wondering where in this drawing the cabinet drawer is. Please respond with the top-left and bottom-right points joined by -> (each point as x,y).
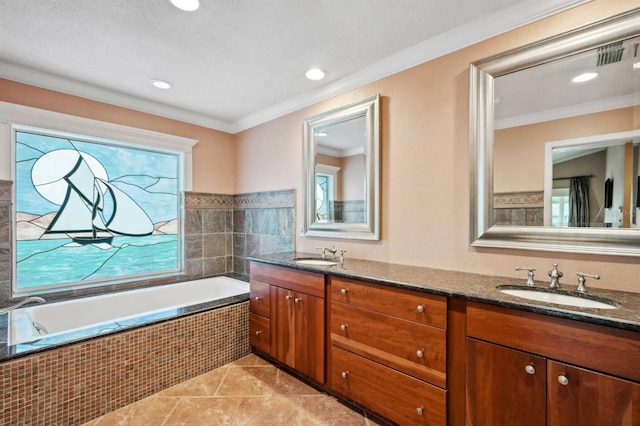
330,276 -> 446,329
249,313 -> 271,354
250,279 -> 271,317
332,302 -> 446,388
251,262 -> 325,298
331,346 -> 446,426
467,302 -> 640,382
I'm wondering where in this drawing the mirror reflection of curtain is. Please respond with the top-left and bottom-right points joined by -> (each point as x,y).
569,176 -> 590,227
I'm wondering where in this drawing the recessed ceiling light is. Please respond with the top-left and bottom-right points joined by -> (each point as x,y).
151,79 -> 173,89
170,0 -> 199,11
572,72 -> 598,83
634,62 -> 640,70
306,69 -> 325,81
316,131 -> 328,137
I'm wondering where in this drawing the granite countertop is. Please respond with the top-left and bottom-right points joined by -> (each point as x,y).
248,252 -> 640,333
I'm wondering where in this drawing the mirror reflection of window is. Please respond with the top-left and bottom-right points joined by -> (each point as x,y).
551,188 -> 570,227
314,164 -> 340,223
315,176 -> 329,221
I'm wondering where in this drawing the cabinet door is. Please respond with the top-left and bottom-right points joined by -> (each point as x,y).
293,291 -> 324,383
272,286 -> 296,366
466,338 -> 546,426
272,286 -> 325,383
548,360 -> 640,426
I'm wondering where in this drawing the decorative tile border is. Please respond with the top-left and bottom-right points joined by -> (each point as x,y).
494,191 -> 544,209
0,301 -> 250,426
185,192 -> 233,209
234,189 -> 296,209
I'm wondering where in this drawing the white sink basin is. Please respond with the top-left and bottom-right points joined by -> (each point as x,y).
293,258 -> 338,266
498,286 -> 618,310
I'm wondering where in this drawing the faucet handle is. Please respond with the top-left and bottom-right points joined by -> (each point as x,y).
548,263 -> 563,277
548,263 -> 563,289
515,267 -> 536,286
339,249 -> 347,263
576,272 -> 600,293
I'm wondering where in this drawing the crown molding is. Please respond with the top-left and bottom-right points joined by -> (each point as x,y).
495,94 -> 639,129
0,0 -> 589,134
230,0 -> 590,133
0,61 -> 235,133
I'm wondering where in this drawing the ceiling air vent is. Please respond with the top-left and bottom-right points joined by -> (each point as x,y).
597,41 -> 625,66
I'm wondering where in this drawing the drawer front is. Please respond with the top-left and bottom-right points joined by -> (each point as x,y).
331,346 -> 446,426
250,261 -> 325,298
250,279 -> 271,317
331,302 -> 446,388
330,276 -> 446,329
249,313 -> 271,354
467,302 -> 640,382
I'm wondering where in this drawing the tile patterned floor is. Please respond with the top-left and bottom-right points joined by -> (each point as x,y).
82,354 -> 380,425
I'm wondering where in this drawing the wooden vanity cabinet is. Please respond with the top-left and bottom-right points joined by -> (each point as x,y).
466,302 -> 640,426
249,262 -> 325,383
329,276 -> 448,426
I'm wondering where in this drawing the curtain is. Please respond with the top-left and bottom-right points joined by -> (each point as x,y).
569,176 -> 590,227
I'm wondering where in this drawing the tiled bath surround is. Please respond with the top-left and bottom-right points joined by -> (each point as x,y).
0,182 -> 295,423
0,181 -> 11,304
493,191 -> 544,226
0,183 -> 295,304
185,192 -> 235,279
232,189 -> 296,276
0,301 -> 250,425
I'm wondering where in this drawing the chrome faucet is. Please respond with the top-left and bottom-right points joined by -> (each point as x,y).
339,249 -> 347,264
317,246 -> 337,260
0,296 -> 46,315
515,267 -> 536,286
576,272 -> 600,294
548,264 -> 563,289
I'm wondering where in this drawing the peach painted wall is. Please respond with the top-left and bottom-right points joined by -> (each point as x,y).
234,0 -> 640,292
0,78 -> 235,194
341,154 -> 365,200
495,108 -> 634,193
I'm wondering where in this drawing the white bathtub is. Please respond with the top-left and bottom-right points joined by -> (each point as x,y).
8,276 -> 249,347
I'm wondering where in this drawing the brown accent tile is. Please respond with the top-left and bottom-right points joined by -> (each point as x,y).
2,302 -> 250,425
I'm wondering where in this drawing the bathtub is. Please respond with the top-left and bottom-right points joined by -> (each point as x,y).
8,276 -> 249,348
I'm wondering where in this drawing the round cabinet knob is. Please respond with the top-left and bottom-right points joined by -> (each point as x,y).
285,295 -> 292,301
294,297 -> 300,303
340,288 -> 348,295
416,350 -> 424,358
340,324 -> 348,331
525,364 -> 536,375
255,330 -> 262,336
558,375 -> 569,386
254,296 -> 261,301
417,305 -> 425,313
416,406 -> 424,416
341,371 -> 349,379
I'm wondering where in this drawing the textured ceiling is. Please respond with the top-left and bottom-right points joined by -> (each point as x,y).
0,0 -> 587,133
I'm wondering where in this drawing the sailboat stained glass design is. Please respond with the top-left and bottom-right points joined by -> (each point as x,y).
15,129 -> 182,291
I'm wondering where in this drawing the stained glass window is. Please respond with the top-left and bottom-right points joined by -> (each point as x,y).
14,127 -> 183,293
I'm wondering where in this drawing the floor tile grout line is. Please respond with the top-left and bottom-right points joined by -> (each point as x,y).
159,396 -> 181,426
213,364 -> 233,397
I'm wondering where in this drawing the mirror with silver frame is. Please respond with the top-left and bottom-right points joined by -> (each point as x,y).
303,94 -> 380,240
470,8 -> 640,256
